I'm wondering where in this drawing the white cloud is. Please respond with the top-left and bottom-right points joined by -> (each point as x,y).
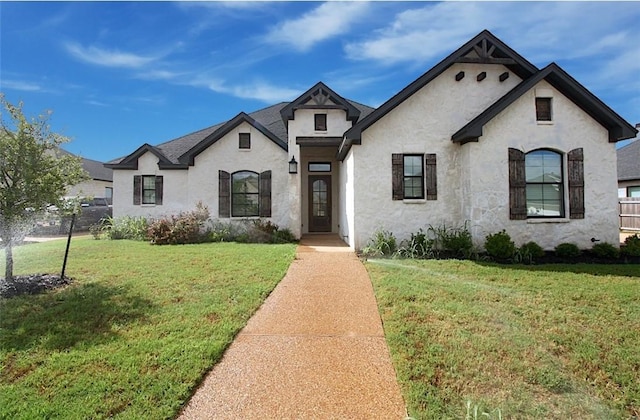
265,2 -> 369,52
189,75 -> 300,103
64,42 -> 159,68
344,2 -> 640,66
1,79 -> 42,92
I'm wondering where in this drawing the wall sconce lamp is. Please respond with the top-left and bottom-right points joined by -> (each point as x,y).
288,156 -> 298,174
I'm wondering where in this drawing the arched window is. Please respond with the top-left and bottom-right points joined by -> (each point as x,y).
232,171 -> 259,217
525,149 -> 563,217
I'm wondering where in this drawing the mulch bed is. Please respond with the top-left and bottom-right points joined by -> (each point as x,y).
0,274 -> 73,299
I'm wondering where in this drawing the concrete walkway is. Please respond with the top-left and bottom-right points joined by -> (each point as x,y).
178,235 -> 407,419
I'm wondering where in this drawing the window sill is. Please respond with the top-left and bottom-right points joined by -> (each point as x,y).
403,199 -> 426,204
526,218 -> 569,224
536,120 -> 554,125
141,204 -> 157,207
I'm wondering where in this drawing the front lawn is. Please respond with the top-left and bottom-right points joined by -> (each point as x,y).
1,238 -> 296,419
367,259 -> 640,419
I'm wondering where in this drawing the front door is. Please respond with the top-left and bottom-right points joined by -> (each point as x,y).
308,175 -> 331,232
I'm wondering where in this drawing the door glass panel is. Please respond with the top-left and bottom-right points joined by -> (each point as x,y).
312,180 -> 328,217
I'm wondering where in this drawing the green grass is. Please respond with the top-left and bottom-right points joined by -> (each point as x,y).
367,259 -> 640,419
1,238 -> 296,419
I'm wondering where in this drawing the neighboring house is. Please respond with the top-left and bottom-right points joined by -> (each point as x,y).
617,134 -> 640,197
106,30 -> 637,250
62,149 -> 114,202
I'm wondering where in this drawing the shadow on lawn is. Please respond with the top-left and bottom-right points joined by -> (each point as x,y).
476,260 -> 640,278
0,282 -> 154,351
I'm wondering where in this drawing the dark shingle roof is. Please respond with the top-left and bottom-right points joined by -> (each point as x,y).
59,149 -> 113,181
108,98 -> 375,168
617,139 -> 640,181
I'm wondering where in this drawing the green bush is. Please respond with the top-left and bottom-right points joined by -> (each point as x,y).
429,222 -> 473,258
518,241 -> 545,263
484,230 -> 516,260
554,242 -> 581,259
148,203 -> 210,245
95,216 -> 149,241
397,229 -> 433,259
361,229 -> 397,257
208,219 -> 297,244
621,233 -> 640,257
591,242 -> 620,259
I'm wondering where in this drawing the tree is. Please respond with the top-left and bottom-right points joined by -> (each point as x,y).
0,95 -> 88,280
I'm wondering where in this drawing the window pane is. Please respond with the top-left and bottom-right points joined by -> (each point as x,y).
628,186 -> 640,197
403,156 -> 422,176
143,176 -> 155,189
232,171 -> 259,217
309,162 -> 331,172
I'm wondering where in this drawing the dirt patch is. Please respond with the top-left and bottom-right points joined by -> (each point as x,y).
0,274 -> 73,299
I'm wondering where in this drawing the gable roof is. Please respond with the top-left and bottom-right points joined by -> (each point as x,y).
280,81 -> 362,125
59,148 -> 113,181
452,63 -> 638,144
338,29 -> 539,159
618,139 -> 640,181
107,95 -> 374,170
179,111 -> 288,166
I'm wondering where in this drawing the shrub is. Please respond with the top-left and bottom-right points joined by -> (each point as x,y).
207,219 -> 297,244
361,229 -> 397,257
148,203 -> 210,245
621,233 -> 640,257
397,229 -> 433,259
518,241 -> 545,264
429,222 -> 473,258
554,242 -> 581,259
591,242 -> 620,259
95,216 -> 149,241
484,230 -> 516,260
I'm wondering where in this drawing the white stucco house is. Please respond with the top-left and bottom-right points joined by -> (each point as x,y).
106,30 -> 637,250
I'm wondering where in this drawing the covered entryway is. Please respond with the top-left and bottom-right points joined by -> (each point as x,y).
308,175 -> 331,232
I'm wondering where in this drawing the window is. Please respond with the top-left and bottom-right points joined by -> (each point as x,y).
392,154 -> 437,201
105,187 -> 113,205
403,155 -> 424,199
314,114 -> 327,131
536,97 -> 552,121
239,133 -> 251,149
308,162 -> 331,172
629,186 -> 640,198
525,150 -> 563,217
133,175 -> 163,205
232,171 -> 260,217
509,148 -> 583,220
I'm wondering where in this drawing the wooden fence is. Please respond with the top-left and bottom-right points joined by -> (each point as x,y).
620,197 -> 640,231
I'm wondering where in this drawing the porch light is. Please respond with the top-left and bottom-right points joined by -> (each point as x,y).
288,156 -> 298,174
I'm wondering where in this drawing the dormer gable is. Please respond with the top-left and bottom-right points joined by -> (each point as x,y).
105,143 -> 178,170
280,82 -> 361,127
178,112 -> 287,166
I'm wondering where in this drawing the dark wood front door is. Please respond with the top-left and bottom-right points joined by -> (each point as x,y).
308,175 -> 331,232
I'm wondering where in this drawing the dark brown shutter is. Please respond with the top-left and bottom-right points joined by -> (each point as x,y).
425,154 -> 437,200
133,175 -> 141,205
259,170 -> 272,217
392,154 -> 403,200
219,170 -> 230,218
568,148 -> 584,219
508,148 -> 527,220
155,176 -> 163,205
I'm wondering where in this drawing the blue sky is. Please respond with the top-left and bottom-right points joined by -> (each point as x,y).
1,1 -> 639,162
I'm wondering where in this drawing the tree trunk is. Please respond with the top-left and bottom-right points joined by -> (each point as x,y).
5,238 -> 13,281
1,225 -> 14,280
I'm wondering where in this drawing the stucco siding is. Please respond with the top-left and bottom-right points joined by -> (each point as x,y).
112,152 -> 188,218
352,63 -> 522,249
465,80 -> 619,249
67,179 -> 113,199
339,149 -> 356,247
188,122 -> 290,228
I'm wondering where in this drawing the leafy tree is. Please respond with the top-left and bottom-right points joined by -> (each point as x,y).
0,95 -> 88,280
